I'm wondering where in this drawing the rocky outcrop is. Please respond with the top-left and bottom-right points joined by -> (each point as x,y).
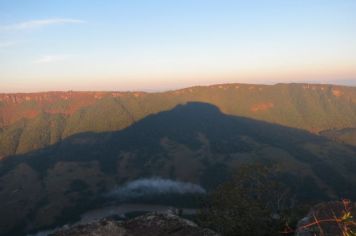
51,212 -> 219,236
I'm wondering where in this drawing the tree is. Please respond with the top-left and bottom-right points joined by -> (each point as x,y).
199,164 -> 292,236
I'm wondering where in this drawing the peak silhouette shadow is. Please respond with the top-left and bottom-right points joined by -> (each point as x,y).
1,102 -> 356,196
1,101 -> 356,236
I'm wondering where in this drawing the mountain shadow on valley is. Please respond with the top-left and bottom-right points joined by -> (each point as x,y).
1,102 -> 356,235
1,102 -> 356,193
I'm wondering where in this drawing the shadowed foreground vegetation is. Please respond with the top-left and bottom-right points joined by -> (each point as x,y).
199,164 -> 356,236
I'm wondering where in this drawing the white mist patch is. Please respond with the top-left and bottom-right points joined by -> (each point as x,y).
108,177 -> 206,200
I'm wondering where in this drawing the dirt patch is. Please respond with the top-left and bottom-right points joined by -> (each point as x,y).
250,102 -> 274,112
332,89 -> 342,97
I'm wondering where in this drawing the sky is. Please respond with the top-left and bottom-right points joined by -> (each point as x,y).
0,0 -> 356,92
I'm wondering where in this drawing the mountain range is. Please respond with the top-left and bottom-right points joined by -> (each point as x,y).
0,83 -> 356,235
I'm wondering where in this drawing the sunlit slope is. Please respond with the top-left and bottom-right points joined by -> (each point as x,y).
0,83 -> 355,157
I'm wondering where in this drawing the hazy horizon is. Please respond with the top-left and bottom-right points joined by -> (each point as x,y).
1,80 -> 356,94
1,0 -> 356,92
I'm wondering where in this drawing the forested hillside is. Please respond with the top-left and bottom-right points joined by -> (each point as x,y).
1,83 -> 356,158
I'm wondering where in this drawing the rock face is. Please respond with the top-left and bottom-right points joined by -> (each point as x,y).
51,213 -> 219,236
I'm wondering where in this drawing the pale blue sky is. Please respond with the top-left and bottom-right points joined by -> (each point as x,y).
0,0 -> 356,92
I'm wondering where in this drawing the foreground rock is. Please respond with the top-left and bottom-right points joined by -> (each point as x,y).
51,212 -> 219,236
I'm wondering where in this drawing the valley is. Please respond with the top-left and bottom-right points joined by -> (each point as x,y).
0,83 -> 356,235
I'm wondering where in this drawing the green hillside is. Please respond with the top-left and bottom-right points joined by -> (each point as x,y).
0,83 -> 356,158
